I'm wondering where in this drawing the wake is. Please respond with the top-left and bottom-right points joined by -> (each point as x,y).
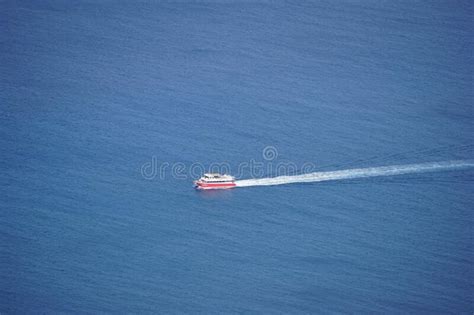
235,160 -> 474,187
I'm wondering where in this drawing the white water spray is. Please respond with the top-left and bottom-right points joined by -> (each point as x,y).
235,160 -> 474,188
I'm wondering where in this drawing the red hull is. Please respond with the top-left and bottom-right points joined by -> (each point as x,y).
194,181 -> 236,190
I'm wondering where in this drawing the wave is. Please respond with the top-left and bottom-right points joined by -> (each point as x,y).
235,160 -> 474,187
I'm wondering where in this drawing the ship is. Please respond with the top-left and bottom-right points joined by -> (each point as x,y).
194,173 -> 236,190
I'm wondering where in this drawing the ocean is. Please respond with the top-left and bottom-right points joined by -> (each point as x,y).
1,1 -> 473,313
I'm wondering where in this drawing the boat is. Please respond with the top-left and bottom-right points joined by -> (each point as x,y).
194,173 -> 236,190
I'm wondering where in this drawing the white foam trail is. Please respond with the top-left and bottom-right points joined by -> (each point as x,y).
235,160 -> 474,187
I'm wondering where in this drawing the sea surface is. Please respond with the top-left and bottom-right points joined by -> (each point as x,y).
1,1 -> 473,313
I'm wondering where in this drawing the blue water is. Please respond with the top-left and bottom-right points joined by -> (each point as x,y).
1,1 -> 473,313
